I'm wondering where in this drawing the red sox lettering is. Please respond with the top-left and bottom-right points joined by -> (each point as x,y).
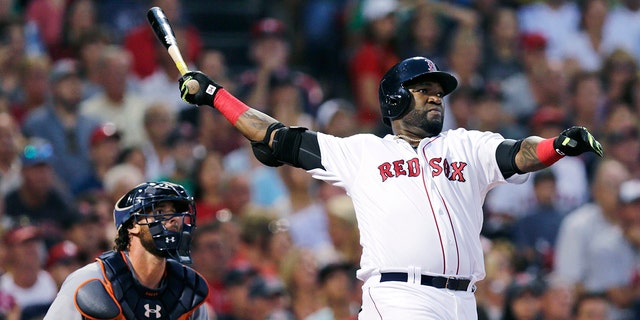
378,157 -> 468,182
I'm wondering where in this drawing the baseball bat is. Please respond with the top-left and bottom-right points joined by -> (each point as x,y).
147,6 -> 199,94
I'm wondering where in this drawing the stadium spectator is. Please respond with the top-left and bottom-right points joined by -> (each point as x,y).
0,224 -> 57,319
348,0 -> 399,133
79,45 -> 147,148
22,58 -> 101,194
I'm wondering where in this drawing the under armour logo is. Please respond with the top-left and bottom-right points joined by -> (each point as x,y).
165,237 -> 176,243
144,304 -> 162,318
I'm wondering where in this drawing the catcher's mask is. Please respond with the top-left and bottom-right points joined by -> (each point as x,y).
379,56 -> 458,126
113,181 -> 197,265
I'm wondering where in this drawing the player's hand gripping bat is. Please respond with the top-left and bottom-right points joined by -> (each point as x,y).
147,6 -> 199,94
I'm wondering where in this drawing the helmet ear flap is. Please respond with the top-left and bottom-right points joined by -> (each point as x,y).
385,87 -> 412,118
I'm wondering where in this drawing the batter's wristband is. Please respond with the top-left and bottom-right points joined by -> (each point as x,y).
213,89 -> 250,125
537,137 -> 564,166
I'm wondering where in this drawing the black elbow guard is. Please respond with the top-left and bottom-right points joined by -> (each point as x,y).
272,126 -> 323,170
251,122 -> 285,167
496,139 -> 524,179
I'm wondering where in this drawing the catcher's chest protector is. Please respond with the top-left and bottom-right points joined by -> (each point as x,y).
98,251 -> 209,320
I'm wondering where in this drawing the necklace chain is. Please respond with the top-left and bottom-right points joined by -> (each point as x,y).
396,134 -> 423,144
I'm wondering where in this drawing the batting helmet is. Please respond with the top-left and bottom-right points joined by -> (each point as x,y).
113,181 -> 197,264
379,57 -> 458,126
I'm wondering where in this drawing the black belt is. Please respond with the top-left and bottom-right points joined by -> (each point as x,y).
380,272 -> 471,291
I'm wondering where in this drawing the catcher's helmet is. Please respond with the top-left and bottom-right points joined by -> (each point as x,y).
113,181 -> 197,264
379,57 -> 458,126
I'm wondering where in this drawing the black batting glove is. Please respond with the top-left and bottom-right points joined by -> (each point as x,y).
179,71 -> 222,106
554,126 -> 604,157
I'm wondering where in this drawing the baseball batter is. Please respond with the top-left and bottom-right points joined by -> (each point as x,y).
178,56 -> 603,319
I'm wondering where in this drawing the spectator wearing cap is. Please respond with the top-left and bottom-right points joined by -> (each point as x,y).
22,58 -> 103,194
217,266 -> 257,320
236,17 -> 324,116
306,261 -> 359,320
4,138 -> 79,246
315,99 -> 358,138
123,0 -> 202,80
246,275 -> 293,320
61,210 -> 110,264
45,240 -> 82,289
0,224 -> 57,319
584,178 -> 640,319
348,0 -> 400,134
74,122 -> 122,196
501,272 -> 546,320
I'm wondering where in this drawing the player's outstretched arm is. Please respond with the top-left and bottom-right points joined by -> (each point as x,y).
515,126 -> 603,172
178,71 -> 279,145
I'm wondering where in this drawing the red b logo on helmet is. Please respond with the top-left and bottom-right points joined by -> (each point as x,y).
426,59 -> 437,72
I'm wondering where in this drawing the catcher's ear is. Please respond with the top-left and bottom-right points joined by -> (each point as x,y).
129,222 -> 142,235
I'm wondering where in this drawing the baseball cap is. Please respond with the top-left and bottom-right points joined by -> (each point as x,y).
251,18 -> 286,39
317,261 -> 354,284
224,266 -> 257,287
506,272 -> 546,300
521,32 -> 547,52
248,276 -> 286,299
45,240 -> 80,268
2,224 -> 41,245
90,122 -> 121,146
20,138 -> 53,167
362,0 -> 398,21
49,58 -> 79,83
315,99 -> 355,129
619,179 -> 640,204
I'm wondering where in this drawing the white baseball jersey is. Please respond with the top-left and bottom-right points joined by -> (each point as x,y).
310,128 -> 528,283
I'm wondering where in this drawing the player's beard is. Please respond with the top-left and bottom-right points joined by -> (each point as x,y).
402,108 -> 444,137
138,225 -> 169,259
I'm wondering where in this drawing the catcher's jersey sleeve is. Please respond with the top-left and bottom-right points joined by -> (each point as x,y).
310,130 -> 529,282
44,263 -> 102,320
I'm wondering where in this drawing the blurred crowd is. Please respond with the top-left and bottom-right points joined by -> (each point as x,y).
0,0 -> 638,319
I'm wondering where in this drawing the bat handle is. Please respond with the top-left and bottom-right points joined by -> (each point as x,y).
168,45 -> 200,94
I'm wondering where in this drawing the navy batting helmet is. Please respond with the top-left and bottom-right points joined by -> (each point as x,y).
379,57 -> 458,126
113,181 -> 197,264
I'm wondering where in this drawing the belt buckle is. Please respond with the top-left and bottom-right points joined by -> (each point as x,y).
445,276 -> 461,290
444,277 -> 453,289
